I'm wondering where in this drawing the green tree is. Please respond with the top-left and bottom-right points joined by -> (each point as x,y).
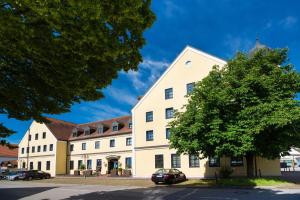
0,0 -> 155,145
170,48 -> 300,177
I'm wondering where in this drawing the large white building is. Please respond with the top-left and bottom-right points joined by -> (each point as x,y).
18,46 -> 281,178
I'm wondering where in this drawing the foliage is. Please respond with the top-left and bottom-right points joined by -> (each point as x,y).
80,164 -> 86,170
219,167 -> 233,178
170,48 -> 300,176
0,0 -> 155,145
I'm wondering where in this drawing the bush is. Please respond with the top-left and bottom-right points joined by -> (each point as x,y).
219,167 -> 233,178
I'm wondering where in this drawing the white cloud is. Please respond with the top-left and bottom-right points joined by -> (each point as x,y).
79,102 -> 129,121
224,35 -> 252,55
163,0 -> 184,18
106,87 -> 137,106
279,16 -> 298,29
122,58 -> 170,93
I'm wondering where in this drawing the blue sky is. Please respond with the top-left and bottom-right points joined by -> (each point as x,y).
2,0 -> 300,144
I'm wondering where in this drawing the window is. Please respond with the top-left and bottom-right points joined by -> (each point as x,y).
21,148 -> 24,154
165,88 -> 173,99
78,160 -> 83,169
165,107 -> 174,119
96,159 -> 102,167
126,137 -> 132,146
70,144 -> 74,151
166,128 -> 171,139
97,124 -> 104,134
70,160 -> 74,170
26,147 -> 29,153
209,156 -> 220,167
22,162 -> 26,169
112,122 -> 119,132
171,154 -> 181,168
186,82 -> 195,94
46,161 -> 50,170
35,133 -> 38,140
43,145 -> 47,152
37,161 -> 41,171
72,131 -> 77,137
95,141 -> 100,149
128,122 -> 132,129
32,146 -> 35,153
82,143 -> 86,150
49,144 -> 53,151
84,127 -> 90,135
146,111 -> 153,122
146,130 -> 153,141
110,139 -> 115,147
189,155 -> 200,168
185,60 -> 192,66
125,157 -> 132,169
231,157 -> 243,167
87,159 -> 92,169
155,155 -> 164,168
30,162 -> 33,170
29,134 -> 31,141
37,146 -> 41,152
42,132 -> 46,139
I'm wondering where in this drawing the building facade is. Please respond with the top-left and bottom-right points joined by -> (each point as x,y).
18,46 -> 280,178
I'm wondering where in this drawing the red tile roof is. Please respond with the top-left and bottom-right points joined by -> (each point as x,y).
0,144 -> 18,157
44,116 -> 132,141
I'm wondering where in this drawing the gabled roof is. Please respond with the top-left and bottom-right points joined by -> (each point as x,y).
44,117 -> 77,141
132,45 -> 227,111
0,144 -> 18,157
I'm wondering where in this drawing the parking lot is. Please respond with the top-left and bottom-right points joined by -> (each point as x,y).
1,180 -> 300,200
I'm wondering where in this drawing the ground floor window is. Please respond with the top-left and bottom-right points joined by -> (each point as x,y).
46,161 -> 50,170
37,161 -> 41,171
231,157 -> 243,167
78,160 -> 83,169
189,155 -> 200,168
171,154 -> 181,168
125,157 -> 132,169
30,162 -> 33,170
87,159 -> 92,169
70,160 -> 74,170
96,159 -> 102,172
22,162 -> 26,169
155,154 -> 164,168
209,156 -> 220,167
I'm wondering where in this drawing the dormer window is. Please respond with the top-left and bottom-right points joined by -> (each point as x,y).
84,127 -> 90,135
97,124 -> 104,134
112,122 -> 119,132
128,121 -> 132,129
72,128 -> 78,137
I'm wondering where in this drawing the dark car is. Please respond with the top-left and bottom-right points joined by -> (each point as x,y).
151,169 -> 186,184
20,170 -> 51,180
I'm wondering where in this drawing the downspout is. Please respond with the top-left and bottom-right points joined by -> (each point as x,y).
26,128 -> 30,170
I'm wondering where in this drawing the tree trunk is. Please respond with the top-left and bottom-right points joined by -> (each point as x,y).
246,153 -> 254,177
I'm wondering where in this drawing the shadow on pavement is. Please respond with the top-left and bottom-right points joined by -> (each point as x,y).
0,187 -> 57,200
62,187 -> 300,200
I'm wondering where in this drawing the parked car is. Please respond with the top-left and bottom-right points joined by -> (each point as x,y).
21,170 -> 51,180
151,168 -> 186,184
6,171 -> 25,181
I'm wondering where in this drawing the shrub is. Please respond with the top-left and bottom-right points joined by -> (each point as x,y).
219,167 -> 233,178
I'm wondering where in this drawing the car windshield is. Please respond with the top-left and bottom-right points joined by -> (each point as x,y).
155,169 -> 171,174
7,172 -> 17,175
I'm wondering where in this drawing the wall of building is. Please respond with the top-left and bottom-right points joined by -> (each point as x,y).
68,133 -> 133,175
18,121 -> 58,176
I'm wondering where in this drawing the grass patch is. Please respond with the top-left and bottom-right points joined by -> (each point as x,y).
177,178 -> 292,187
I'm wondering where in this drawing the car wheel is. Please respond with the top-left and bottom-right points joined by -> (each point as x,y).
28,176 -> 33,181
46,175 -> 50,179
154,182 -> 159,185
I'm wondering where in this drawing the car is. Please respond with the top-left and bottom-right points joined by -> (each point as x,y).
151,168 -> 186,184
20,170 -> 51,180
6,171 -> 25,181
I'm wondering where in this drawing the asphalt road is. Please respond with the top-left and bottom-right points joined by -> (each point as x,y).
0,181 -> 300,200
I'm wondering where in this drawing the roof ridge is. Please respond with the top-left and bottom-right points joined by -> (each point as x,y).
45,117 -> 77,126
79,115 -> 131,126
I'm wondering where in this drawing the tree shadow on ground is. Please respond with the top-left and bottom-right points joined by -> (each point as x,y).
0,187 -> 56,200
62,187 -> 300,200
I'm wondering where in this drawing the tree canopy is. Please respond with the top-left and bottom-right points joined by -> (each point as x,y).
170,48 -> 300,176
0,0 -> 155,145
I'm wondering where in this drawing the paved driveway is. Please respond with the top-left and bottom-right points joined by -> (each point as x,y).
1,181 -> 300,200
